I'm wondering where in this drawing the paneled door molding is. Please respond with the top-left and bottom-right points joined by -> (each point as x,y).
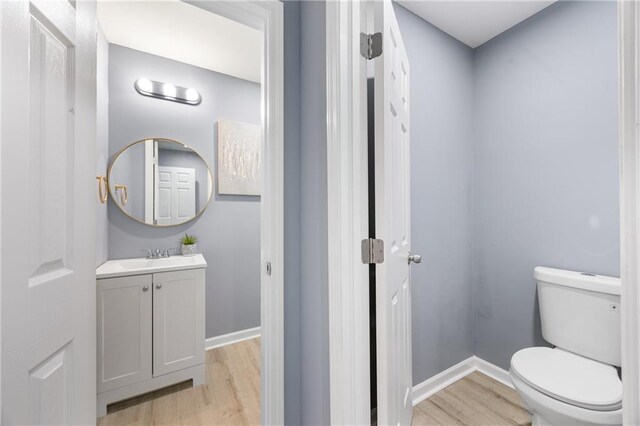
183,1 -> 284,424
619,1 -> 640,423
1,0 -> 98,422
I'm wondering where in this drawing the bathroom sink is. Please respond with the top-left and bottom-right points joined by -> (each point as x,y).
96,254 -> 207,279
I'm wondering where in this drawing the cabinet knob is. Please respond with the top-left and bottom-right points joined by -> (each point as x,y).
156,284 -> 162,290
142,286 -> 149,292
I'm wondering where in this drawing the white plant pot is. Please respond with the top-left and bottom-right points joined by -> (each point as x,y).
181,243 -> 197,256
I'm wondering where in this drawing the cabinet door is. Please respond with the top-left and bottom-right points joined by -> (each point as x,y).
97,275 -> 152,393
153,269 -> 205,376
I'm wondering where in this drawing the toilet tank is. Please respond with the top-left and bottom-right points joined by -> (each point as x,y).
535,267 -> 621,367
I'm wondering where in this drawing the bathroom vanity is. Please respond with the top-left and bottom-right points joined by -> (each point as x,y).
96,254 -> 207,417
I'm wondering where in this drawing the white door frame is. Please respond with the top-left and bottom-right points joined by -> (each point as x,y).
326,1 -> 371,424
0,4 -> 3,418
183,1 -> 284,424
144,139 -> 154,225
329,1 -> 640,424
0,3 -> 4,422
619,1 -> 640,423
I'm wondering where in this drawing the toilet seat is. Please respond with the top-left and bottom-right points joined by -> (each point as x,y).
510,370 -> 622,426
510,347 -> 622,411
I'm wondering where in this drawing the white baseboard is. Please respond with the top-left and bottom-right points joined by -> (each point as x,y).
471,356 -> 514,389
412,356 -> 513,406
412,357 -> 476,406
205,326 -> 261,351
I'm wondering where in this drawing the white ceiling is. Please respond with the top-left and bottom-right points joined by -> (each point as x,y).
397,0 -> 556,48
97,1 -> 262,83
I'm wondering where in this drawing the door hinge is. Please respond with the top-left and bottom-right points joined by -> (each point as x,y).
361,238 -> 384,264
360,32 -> 383,60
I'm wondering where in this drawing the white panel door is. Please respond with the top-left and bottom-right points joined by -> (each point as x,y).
1,0 -> 97,424
373,0 -> 413,424
155,166 -> 196,225
97,275 -> 152,393
152,269 -> 205,377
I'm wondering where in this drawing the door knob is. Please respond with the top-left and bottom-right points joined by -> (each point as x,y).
408,253 -> 422,264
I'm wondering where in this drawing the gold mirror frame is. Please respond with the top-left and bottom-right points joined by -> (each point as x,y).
107,137 -> 214,227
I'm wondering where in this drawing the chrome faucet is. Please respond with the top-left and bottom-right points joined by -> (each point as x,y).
146,249 -> 172,259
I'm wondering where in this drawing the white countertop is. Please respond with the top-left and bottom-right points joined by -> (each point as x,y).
97,254 -> 207,279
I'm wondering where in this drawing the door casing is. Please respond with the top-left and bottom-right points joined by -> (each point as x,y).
182,2 -> 285,424
327,0 -> 415,424
618,1 -> 640,423
326,1 -> 371,424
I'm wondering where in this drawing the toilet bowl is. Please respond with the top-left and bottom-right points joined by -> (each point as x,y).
509,347 -> 622,426
509,267 -> 622,426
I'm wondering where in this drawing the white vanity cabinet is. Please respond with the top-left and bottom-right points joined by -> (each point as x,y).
96,255 -> 206,417
97,274 -> 152,393
152,269 -> 205,376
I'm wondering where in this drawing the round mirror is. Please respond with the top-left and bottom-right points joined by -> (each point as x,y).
108,138 -> 213,226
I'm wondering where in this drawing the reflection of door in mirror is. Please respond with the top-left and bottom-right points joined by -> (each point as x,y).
155,166 -> 196,225
144,140 -> 155,224
142,139 -> 198,225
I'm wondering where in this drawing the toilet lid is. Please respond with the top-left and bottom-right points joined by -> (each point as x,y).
510,347 -> 622,411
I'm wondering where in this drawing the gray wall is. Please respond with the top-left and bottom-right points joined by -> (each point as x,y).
283,1 -> 302,424
473,1 -> 620,369
394,0 -> 619,381
299,1 -> 330,424
107,44 -> 262,340
96,25 -> 109,266
394,4 -> 475,385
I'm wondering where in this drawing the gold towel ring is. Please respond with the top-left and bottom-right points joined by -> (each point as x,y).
96,176 -> 108,204
114,184 -> 128,206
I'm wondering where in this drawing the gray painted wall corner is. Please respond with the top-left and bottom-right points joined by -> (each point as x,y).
283,1 -> 302,424
472,0 -> 620,369
394,3 -> 476,385
299,0 -> 330,424
395,0 -> 619,379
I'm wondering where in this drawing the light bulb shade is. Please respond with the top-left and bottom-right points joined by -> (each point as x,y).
185,88 -> 199,102
134,78 -> 201,105
162,83 -> 176,98
137,77 -> 153,92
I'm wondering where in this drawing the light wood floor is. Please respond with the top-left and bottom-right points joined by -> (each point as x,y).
98,338 -> 529,426
412,371 -> 531,425
98,338 -> 260,426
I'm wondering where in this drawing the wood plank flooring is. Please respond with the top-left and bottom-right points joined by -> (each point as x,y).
412,372 -> 531,426
97,338 -> 260,426
98,338 -> 529,426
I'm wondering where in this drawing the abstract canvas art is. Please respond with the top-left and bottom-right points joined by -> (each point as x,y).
217,119 -> 262,196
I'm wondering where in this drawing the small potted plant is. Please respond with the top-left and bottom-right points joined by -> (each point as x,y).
181,233 -> 198,256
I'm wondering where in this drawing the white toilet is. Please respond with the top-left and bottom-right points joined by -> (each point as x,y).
509,267 -> 622,426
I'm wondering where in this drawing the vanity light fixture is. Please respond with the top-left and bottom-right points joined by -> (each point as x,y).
134,78 -> 202,106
